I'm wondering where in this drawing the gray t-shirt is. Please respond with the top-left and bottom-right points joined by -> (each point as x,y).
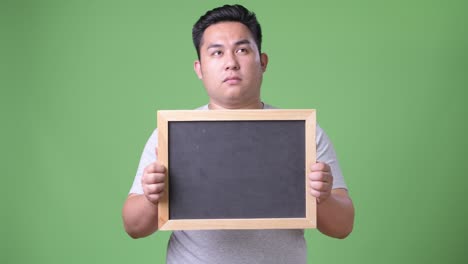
129,103 -> 347,264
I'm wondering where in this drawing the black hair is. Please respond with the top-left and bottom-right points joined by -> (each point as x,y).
192,4 -> 262,60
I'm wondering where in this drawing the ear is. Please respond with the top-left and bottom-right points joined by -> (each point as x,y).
260,53 -> 269,72
194,60 -> 203,79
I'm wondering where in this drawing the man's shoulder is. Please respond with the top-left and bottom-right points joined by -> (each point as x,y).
263,103 -> 276,109
195,104 -> 209,110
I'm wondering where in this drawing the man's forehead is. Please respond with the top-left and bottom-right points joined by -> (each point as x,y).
200,22 -> 255,47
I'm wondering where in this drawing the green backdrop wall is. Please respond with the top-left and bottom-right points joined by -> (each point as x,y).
2,0 -> 467,263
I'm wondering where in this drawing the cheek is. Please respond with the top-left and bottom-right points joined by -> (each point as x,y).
200,66 -> 220,88
245,58 -> 263,72
201,62 -> 220,78
246,64 -> 264,81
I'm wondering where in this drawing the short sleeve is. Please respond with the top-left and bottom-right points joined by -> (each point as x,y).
129,129 -> 159,194
316,124 -> 347,190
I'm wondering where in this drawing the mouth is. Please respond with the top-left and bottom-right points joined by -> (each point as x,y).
223,76 -> 242,84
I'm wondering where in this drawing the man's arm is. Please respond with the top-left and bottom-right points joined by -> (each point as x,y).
122,160 -> 166,239
122,194 -> 159,238
316,188 -> 354,238
309,162 -> 355,239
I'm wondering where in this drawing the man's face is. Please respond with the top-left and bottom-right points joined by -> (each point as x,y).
194,22 -> 268,109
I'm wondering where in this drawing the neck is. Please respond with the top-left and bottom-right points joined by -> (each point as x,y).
208,100 -> 264,110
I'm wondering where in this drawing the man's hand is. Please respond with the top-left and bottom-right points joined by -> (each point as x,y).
308,162 -> 333,203
142,156 -> 166,205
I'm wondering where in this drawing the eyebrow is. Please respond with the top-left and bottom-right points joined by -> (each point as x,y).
206,39 -> 252,50
234,39 -> 251,46
207,44 -> 223,50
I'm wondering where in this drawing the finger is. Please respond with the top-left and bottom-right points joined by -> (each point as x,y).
309,188 -> 321,199
143,163 -> 156,174
309,188 -> 330,202
143,173 -> 165,184
144,162 -> 166,174
147,192 -> 164,203
308,171 -> 333,182
143,183 -> 164,197
145,183 -> 165,195
310,162 -> 331,172
309,180 -> 332,192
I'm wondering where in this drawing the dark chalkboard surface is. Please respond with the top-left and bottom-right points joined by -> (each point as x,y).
157,109 -> 316,230
169,120 -> 305,219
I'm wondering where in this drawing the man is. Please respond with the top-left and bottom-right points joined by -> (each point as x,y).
122,4 -> 354,263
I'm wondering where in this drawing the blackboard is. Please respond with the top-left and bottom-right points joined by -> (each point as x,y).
157,109 -> 316,230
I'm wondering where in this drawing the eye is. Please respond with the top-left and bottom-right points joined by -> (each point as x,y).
236,48 -> 248,54
212,50 -> 223,56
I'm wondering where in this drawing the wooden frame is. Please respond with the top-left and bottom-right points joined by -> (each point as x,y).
157,109 -> 316,230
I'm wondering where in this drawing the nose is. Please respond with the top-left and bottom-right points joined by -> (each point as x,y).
225,52 -> 240,71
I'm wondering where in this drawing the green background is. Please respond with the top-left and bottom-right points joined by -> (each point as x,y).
1,0 -> 467,263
